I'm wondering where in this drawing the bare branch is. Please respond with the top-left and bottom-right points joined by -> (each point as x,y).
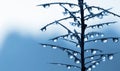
40,16 -> 80,31
85,48 -> 103,53
40,43 -> 80,54
85,6 -> 120,18
50,63 -> 81,69
87,21 -> 117,29
85,52 -> 118,59
37,2 -> 78,7
84,8 -> 112,20
85,37 -> 120,43
60,5 -> 81,26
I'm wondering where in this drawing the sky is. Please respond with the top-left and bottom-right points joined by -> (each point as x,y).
0,0 -> 120,71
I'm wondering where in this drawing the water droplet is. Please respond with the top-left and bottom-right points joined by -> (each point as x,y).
91,50 -> 97,55
70,22 -> 77,26
53,39 -> 58,42
97,14 -> 103,19
69,55 -> 74,59
106,23 -> 111,26
75,59 -> 80,64
71,35 -> 75,40
63,49 -> 68,52
85,50 -> 89,52
90,56 -> 94,60
87,67 -> 92,71
52,46 -> 57,49
101,38 -> 108,43
95,62 -> 99,65
94,40 -> 98,42
101,55 -> 106,61
103,11 -> 108,16
69,4 -> 75,8
67,65 -> 71,69
84,37 -> 88,41
63,11 -> 68,16
90,35 -> 94,38
43,4 -> 50,8
95,34 -> 99,37
101,34 -> 104,37
41,27 -> 46,32
76,44 -> 80,48
73,52 -> 78,56
92,65 -> 96,68
54,21 -> 59,24
97,25 -> 103,29
108,54 -> 114,60
88,7 -> 92,11
91,26 -> 96,29
57,64 -> 62,66
42,44 -> 47,47
59,3 -> 65,6
63,35 -> 68,39
113,38 -> 119,43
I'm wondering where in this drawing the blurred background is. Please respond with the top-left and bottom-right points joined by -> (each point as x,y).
0,0 -> 120,71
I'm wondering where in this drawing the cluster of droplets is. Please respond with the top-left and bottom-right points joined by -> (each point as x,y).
41,43 -> 81,64
88,21 -> 116,29
101,38 -> 119,43
101,54 -> 114,61
86,54 -> 114,71
51,63 -> 80,70
86,37 -> 119,43
85,49 -> 102,55
41,44 -> 58,49
85,32 -> 104,40
67,51 -> 80,64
